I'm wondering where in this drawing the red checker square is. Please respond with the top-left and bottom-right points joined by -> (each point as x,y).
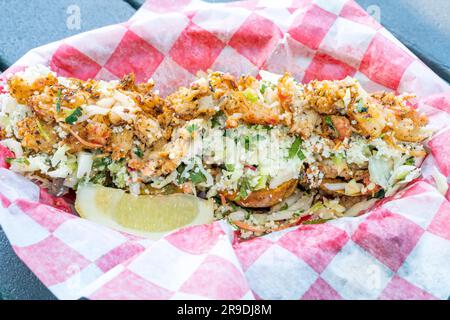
95,242 -> 146,273
303,52 -> 356,83
277,223 -> 349,273
427,199 -> 450,241
90,270 -> 173,300
228,13 -> 283,68
0,193 -> 10,207
378,275 -> 437,300
233,237 -> 273,271
394,180 -> 430,200
169,22 -> 225,74
104,30 -> 164,83
339,1 -> 382,30
50,44 -> 102,80
428,129 -> 450,176
165,222 -> 223,255
288,4 -> 337,50
352,208 -> 424,272
359,33 -> 414,90
180,254 -> 250,299
15,199 -> 73,233
301,277 -> 342,300
14,236 -> 90,287
423,92 -> 450,114
39,188 -> 73,214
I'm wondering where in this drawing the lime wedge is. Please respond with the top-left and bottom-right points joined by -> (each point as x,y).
75,184 -> 214,239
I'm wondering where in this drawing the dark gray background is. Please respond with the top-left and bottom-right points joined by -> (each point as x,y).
0,0 -> 449,300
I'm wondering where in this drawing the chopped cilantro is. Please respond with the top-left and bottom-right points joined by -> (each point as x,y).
260,83 -> 268,94
92,157 -> 112,171
235,178 -> 251,201
288,137 -> 306,160
190,170 -> 206,184
280,203 -> 289,211
405,157 -> 415,166
241,135 -> 252,151
187,123 -> 199,135
65,107 -> 83,124
211,111 -> 224,128
133,146 -> 144,158
325,115 -> 336,131
225,164 -> 235,172
5,157 -> 14,164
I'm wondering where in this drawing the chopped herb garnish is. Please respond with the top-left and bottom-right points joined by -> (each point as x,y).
65,107 -> 83,124
235,178 -> 251,201
303,218 -> 332,225
186,123 -> 199,135
225,164 -> 235,172
241,135 -> 252,151
405,157 -> 415,166
190,170 -> 206,184
260,83 -> 268,94
374,189 -> 385,199
288,137 -> 305,160
56,88 -> 62,112
93,157 -> 112,170
211,110 -> 224,128
7,157 -> 29,166
280,203 -> 289,211
356,100 -> 368,113
134,147 -> 144,158
325,115 -> 336,130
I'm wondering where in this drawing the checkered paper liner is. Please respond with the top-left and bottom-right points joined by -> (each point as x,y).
1,0 -> 450,300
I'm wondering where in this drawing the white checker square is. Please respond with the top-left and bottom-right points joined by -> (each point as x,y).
211,46 -> 259,77
192,6 -> 252,43
256,7 -> 294,33
49,263 -> 103,300
128,239 -> 206,292
319,17 -> 377,68
245,244 -> 318,299
353,71 -> 391,93
208,233 -> 243,271
313,0 -> 347,15
1,204 -> 50,247
54,218 -> 127,262
382,191 -> 443,229
152,56 -> 196,96
65,25 -> 128,66
94,67 -> 120,81
321,240 -> 394,299
397,232 -> 450,300
0,168 -> 40,203
398,60 -> 449,99
130,12 -> 190,55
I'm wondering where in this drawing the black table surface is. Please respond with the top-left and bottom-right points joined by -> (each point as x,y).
0,0 -> 449,300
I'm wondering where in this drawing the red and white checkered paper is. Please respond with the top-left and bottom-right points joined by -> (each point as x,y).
1,0 -> 450,300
